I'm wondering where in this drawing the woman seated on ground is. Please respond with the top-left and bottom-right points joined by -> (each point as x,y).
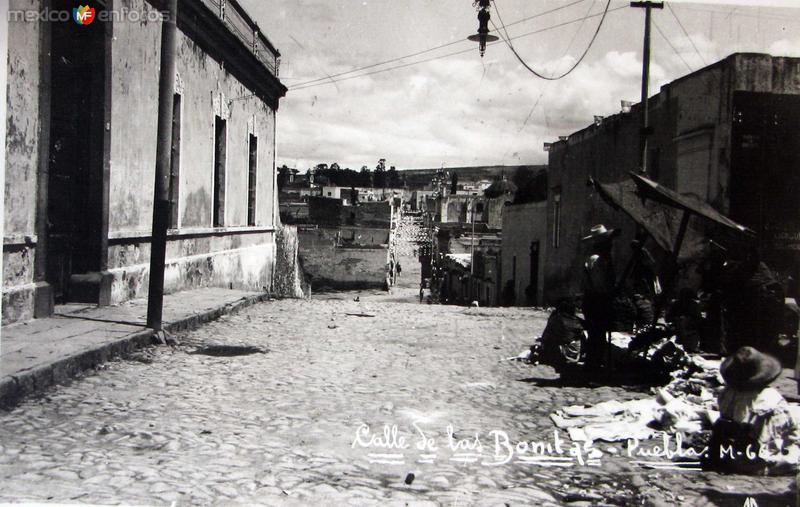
537,299 -> 584,373
703,346 -> 800,475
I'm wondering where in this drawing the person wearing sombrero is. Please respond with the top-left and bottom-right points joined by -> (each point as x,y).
580,224 -> 620,375
703,346 -> 800,475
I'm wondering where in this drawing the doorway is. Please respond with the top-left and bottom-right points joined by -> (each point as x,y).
46,1 -> 108,302
528,241 -> 540,306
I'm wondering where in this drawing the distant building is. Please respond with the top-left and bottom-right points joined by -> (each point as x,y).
3,0 -> 286,323
543,53 -> 800,302
501,201 -> 547,306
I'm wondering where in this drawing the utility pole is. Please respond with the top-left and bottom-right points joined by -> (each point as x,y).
0,0 -> 7,348
631,1 -> 663,175
146,0 -> 178,331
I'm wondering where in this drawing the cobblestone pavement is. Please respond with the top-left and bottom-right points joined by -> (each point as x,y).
0,285 -> 795,505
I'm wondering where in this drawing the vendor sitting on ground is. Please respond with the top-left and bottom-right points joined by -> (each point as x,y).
538,298 -> 584,373
703,346 -> 800,475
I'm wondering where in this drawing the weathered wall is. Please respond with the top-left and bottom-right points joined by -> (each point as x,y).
272,225 -> 310,298
501,202 -> 547,306
108,0 -> 160,233
297,227 -> 388,289
2,0 -> 284,323
109,0 -> 277,233
2,0 -> 43,323
104,0 -> 279,304
485,197 -> 511,230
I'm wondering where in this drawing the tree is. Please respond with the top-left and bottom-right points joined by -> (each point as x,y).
513,167 -> 548,203
330,162 -> 340,171
359,166 -> 372,187
387,166 -> 401,188
374,159 -> 387,188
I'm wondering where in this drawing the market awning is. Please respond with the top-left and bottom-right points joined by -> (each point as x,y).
591,177 -> 706,259
629,172 -> 755,237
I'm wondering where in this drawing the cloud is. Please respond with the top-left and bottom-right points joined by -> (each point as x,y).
261,1 -> 796,170
768,38 -> 800,57
277,48 -> 673,170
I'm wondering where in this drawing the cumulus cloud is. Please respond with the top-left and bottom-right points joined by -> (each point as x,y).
768,38 -> 800,57
250,0 -> 796,170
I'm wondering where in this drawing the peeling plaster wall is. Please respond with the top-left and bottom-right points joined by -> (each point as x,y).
108,0 -> 276,234
2,0 -> 282,323
107,232 -> 276,304
103,0 -> 279,305
2,0 -> 43,324
107,231 -> 276,304
108,0 -> 160,233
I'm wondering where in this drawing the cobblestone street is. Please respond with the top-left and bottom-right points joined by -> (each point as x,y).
0,277 -> 795,505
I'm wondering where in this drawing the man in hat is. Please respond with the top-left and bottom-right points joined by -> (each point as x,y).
580,224 -> 619,375
704,346 -> 800,475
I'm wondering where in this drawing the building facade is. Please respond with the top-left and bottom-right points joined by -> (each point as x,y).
543,53 -> 800,303
501,201 -> 547,306
3,0 -> 287,324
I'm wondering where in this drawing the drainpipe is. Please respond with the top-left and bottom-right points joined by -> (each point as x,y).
146,0 -> 178,331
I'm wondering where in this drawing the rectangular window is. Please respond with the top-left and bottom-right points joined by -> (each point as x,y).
168,93 -> 181,229
247,134 -> 258,226
213,116 -> 227,227
552,193 -> 561,248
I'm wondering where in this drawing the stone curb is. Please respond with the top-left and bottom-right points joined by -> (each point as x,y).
0,293 -> 270,410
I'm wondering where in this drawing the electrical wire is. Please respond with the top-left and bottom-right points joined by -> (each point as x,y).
677,4 -> 798,24
288,0 -> 589,90
653,19 -> 693,74
490,0 -> 611,80
290,5 -> 626,92
667,3 -> 707,66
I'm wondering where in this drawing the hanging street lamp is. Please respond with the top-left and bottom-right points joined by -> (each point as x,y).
467,0 -> 499,57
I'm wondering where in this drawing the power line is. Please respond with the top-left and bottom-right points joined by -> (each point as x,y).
490,0 -> 612,81
667,3 -> 707,66
288,0 -> 589,90
677,4 -> 800,23
288,39 -> 465,90
290,5 -> 626,92
653,18 -> 693,74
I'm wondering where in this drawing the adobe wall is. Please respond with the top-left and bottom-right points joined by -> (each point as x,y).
2,0 -> 44,323
297,227 -> 388,290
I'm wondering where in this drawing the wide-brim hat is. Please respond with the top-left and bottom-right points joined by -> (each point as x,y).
720,346 -> 782,389
581,224 -> 620,242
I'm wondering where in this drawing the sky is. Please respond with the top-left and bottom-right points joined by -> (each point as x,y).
239,0 -> 800,171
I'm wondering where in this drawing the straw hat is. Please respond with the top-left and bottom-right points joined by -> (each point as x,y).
581,224 -> 620,242
720,346 -> 782,389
